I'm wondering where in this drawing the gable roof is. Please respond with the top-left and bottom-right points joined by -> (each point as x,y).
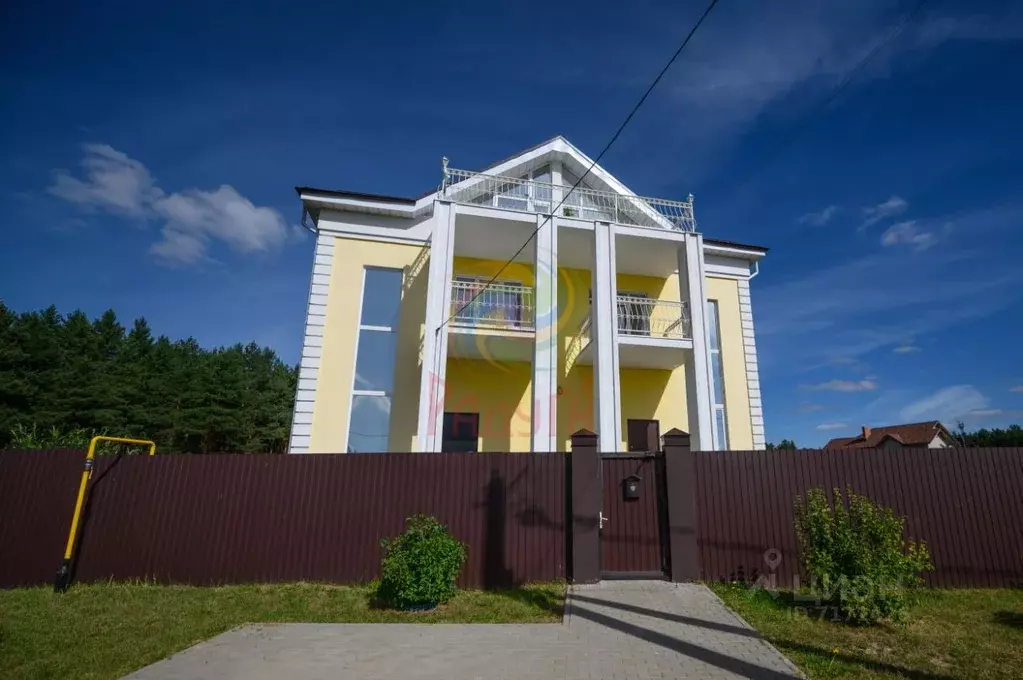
823,421 -> 952,449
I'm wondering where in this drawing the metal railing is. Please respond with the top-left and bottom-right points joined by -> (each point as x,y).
618,296 -> 690,340
442,167 -> 696,231
565,313 -> 592,368
450,278 -> 534,331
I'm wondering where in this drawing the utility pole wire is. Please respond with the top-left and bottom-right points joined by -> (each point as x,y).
435,0 -> 721,333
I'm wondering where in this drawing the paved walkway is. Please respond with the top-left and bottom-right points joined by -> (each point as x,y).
125,581 -> 803,679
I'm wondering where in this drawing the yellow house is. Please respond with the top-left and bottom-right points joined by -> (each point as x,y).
289,137 -> 766,454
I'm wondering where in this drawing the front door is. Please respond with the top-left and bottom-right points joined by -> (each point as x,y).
599,452 -> 669,578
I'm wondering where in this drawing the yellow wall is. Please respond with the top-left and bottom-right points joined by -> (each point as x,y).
619,368 -> 689,450
452,256 -> 535,285
309,236 -> 428,453
309,239 -> 753,453
444,358 -> 532,452
707,277 -> 753,450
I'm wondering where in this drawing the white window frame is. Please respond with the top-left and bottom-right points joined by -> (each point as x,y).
346,266 -> 403,452
707,300 -> 728,450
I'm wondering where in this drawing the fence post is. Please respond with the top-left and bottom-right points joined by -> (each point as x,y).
662,428 -> 700,582
570,429 -> 600,583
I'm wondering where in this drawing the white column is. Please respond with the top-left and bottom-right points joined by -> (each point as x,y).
532,214 -> 558,452
416,200 -> 455,452
592,221 -> 623,452
679,233 -> 715,451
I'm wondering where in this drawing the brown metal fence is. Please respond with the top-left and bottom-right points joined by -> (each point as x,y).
692,447 -> 1023,588
4,445 -> 1023,591
0,450 -> 566,589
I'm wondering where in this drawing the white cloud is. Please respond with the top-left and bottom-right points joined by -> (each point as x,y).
49,144 -> 159,215
860,196 -> 908,230
900,385 -> 989,422
1010,386 -> 1023,393
892,344 -> 921,354
797,204 -> 840,226
816,422 -> 848,431
881,220 -> 938,251
804,379 -> 878,392
800,403 -> 827,413
49,144 -> 294,265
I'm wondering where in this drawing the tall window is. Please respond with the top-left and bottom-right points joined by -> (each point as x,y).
347,268 -> 403,453
707,300 -> 728,450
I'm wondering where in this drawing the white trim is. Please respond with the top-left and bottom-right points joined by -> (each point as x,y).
703,242 -> 767,260
352,389 -> 388,397
737,278 -> 766,450
617,335 -> 694,350
359,324 -> 394,333
288,232 -> 335,453
315,227 -> 430,246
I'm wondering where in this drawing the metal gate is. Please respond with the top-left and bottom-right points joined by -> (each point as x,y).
599,452 -> 670,578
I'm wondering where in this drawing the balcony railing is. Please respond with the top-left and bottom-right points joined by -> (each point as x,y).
450,278 -> 534,331
442,167 -> 696,232
618,296 -> 690,340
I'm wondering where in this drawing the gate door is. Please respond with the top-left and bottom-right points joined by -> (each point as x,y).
599,452 -> 669,578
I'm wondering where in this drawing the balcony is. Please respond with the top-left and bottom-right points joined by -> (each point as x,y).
447,277 -> 534,363
449,278 -> 534,332
567,297 -> 691,370
442,168 -> 696,232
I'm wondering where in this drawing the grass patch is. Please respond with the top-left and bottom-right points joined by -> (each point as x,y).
711,583 -> 1023,679
0,581 -> 564,680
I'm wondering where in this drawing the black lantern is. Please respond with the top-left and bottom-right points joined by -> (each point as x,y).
622,474 -> 641,501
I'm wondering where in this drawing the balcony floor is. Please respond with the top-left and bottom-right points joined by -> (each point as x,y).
575,336 -> 690,370
448,326 -> 534,363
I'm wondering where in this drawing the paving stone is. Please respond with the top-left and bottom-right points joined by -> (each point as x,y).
124,581 -> 803,679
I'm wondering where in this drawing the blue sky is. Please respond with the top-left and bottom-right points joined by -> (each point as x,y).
2,0 -> 1022,446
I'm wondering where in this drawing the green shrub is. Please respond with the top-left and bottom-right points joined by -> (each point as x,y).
794,487 -> 932,625
377,515 -> 467,609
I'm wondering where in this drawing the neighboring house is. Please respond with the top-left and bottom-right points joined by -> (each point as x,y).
823,422 -> 955,450
288,137 -> 767,454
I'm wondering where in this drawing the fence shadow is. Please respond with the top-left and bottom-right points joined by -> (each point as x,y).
993,610 -> 1023,629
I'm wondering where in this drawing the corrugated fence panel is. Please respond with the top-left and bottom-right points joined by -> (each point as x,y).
0,451 -> 566,589
692,447 -> 1023,588
0,451 -> 83,587
5,446 -> 1021,590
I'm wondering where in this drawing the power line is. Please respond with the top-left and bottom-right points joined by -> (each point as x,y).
728,0 -> 930,198
436,0 -> 721,332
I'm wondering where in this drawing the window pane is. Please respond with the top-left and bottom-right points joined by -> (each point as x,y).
348,395 -> 391,453
354,330 -> 397,392
711,352 -> 725,404
360,269 -> 403,328
706,301 -> 720,350
715,408 -> 728,450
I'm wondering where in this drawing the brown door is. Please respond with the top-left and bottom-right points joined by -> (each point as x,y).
626,419 -> 661,452
599,453 -> 668,577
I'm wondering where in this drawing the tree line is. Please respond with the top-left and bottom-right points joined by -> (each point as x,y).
0,303 -> 297,453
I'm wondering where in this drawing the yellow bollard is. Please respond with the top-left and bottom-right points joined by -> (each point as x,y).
54,436 -> 156,592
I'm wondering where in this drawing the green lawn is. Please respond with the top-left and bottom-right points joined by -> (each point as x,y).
0,581 -> 564,680
712,583 -> 1023,680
